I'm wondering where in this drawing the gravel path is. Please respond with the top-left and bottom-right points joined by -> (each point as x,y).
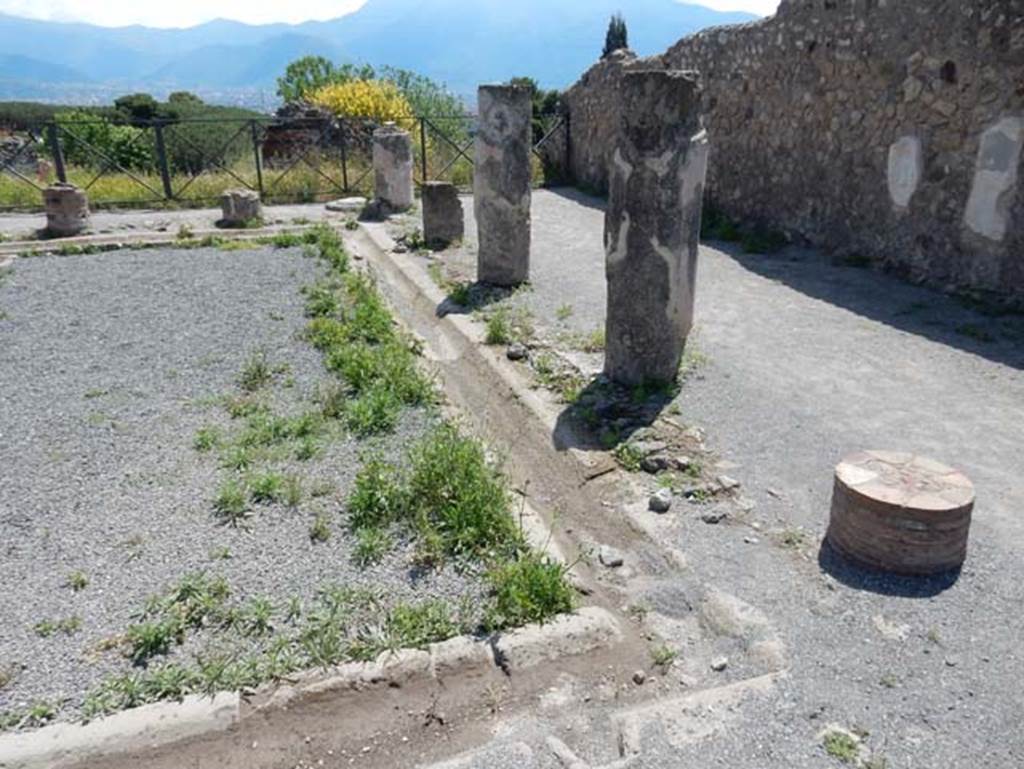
386,188 -> 1024,768
0,245 -> 481,724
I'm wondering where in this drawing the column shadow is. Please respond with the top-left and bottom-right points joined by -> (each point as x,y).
817,539 -> 961,598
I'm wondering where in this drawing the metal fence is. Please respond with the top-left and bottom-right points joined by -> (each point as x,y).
0,112 -> 569,212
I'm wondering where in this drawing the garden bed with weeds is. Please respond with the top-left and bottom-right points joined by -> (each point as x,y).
0,226 -> 573,733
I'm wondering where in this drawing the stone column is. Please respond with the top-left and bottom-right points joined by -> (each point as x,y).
373,123 -> 414,212
422,181 -> 464,248
43,183 -> 89,237
603,70 -> 709,386
474,84 -> 532,286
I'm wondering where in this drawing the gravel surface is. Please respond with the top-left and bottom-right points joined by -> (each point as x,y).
383,188 -> 1024,768
0,245 -> 483,725
0,202 -> 353,241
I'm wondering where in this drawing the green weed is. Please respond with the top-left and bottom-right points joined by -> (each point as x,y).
484,552 -> 576,630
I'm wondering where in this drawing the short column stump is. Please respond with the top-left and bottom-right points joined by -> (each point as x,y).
826,450 -> 974,575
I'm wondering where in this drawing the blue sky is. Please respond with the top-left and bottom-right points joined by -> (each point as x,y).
0,0 -> 778,28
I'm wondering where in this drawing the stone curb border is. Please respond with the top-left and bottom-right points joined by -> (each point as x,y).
0,223 -> 332,266
0,608 -> 621,769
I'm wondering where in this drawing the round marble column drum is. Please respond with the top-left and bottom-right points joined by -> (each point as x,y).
826,451 -> 974,575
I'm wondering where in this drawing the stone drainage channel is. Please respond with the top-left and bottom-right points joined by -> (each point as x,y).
0,218 -> 787,769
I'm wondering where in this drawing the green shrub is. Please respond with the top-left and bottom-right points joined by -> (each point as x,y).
484,552 -> 576,630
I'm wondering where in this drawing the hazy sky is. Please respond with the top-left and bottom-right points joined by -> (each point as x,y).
0,0 -> 778,28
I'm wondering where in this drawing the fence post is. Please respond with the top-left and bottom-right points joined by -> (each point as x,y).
419,117 -> 429,184
46,123 -> 67,183
250,120 -> 264,198
339,118 -> 349,192
153,122 -> 174,200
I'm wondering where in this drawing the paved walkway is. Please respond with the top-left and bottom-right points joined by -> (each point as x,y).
431,188 -> 1024,548
385,188 -> 1024,768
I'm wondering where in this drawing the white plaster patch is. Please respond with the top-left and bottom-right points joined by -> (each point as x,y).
606,211 -> 631,267
887,135 -> 922,210
680,129 -> 710,209
964,116 -> 1024,242
612,147 -> 633,183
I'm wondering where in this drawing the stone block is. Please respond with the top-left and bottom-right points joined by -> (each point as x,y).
474,84 -> 532,285
218,189 -> 262,227
43,183 -> 89,237
603,69 -> 709,386
421,181 -> 464,247
373,123 -> 414,212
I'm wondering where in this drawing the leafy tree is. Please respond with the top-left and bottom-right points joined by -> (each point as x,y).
113,93 -> 161,124
602,13 -> 629,58
277,56 -> 338,103
510,77 -> 562,142
168,91 -> 204,106
53,110 -> 153,171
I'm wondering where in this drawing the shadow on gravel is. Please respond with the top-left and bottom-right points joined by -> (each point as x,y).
713,242 -> 1024,372
435,281 -> 519,319
817,540 -> 961,598
552,377 -> 673,452
544,185 -> 608,213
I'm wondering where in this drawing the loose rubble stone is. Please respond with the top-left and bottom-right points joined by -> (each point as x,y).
372,124 -> 414,213
43,183 -> 90,237
710,657 -> 729,672
701,510 -> 727,525
717,475 -> 741,491
474,83 -> 532,286
218,189 -> 261,227
649,488 -> 673,513
632,670 -> 647,685
599,545 -> 624,568
641,455 -> 671,474
506,343 -> 529,361
421,181 -> 464,248
603,69 -> 708,386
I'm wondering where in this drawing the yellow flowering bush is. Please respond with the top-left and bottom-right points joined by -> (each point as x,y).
309,80 -> 415,125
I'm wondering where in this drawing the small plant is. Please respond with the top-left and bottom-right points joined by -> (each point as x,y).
385,601 -> 459,650
83,387 -> 107,399
213,478 -> 249,525
778,528 -> 808,549
484,552 -> 575,630
176,224 -> 194,240
249,472 -> 284,504
310,480 -> 335,498
345,385 -> 402,436
65,570 -> 89,592
309,514 -> 332,543
556,303 -> 574,322
485,307 -> 513,345
209,546 -> 232,561
284,475 -> 303,508
613,443 -> 645,472
34,616 -> 82,637
238,350 -> 272,392
193,426 -> 221,452
448,281 -> 472,307
240,597 -> 275,636
353,527 -> 391,565
650,644 -> 678,670
580,327 -> 605,352
348,458 -> 407,531
126,618 -> 183,662
822,729 -> 860,763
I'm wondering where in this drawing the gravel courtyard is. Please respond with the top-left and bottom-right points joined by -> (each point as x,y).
0,245 -> 484,726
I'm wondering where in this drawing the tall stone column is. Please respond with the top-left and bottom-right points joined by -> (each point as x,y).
474,84 -> 532,286
604,70 -> 709,387
373,123 -> 414,212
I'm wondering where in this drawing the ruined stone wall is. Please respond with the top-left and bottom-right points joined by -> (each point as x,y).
563,1 -> 1024,304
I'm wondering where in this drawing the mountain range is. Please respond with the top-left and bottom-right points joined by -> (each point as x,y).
0,0 -> 759,107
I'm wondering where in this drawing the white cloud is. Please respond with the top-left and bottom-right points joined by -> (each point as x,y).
679,0 -> 779,16
0,0 -> 369,28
